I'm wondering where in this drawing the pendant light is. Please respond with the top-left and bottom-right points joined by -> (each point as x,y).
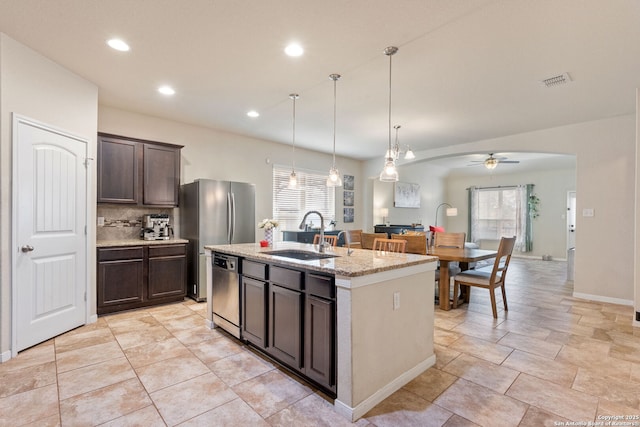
288,93 -> 299,189
326,74 -> 343,187
379,46 -> 399,182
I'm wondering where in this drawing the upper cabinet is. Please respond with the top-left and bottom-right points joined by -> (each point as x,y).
97,133 -> 183,207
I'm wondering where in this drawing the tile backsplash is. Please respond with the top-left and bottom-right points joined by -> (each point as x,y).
97,205 -> 175,241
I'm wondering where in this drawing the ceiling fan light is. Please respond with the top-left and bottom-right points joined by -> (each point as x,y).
484,158 -> 498,169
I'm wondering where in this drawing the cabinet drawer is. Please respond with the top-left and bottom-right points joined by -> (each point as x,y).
270,266 -> 303,290
307,274 -> 335,299
148,244 -> 186,258
243,259 -> 268,280
98,247 -> 144,262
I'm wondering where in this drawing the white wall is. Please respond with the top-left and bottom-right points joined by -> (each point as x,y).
0,34 -> 98,356
364,114 -> 636,304
370,162 -> 450,230
98,106 -> 365,240
635,89 -> 639,324
445,165 -> 576,259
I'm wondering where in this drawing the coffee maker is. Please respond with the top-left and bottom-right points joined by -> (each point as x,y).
141,214 -> 171,240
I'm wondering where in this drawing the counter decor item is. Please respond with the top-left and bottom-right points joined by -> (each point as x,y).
258,218 -> 279,246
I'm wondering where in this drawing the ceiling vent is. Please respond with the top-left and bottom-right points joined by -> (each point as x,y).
540,72 -> 572,88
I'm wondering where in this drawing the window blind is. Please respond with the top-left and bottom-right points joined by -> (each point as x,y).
272,165 -> 336,231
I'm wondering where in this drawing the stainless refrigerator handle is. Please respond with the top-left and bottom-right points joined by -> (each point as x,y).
230,192 -> 236,242
227,192 -> 232,243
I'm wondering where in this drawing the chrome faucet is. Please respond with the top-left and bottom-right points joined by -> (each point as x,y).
299,211 -> 326,253
337,231 -> 353,256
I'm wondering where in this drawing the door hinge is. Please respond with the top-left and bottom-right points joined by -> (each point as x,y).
84,157 -> 94,167
84,225 -> 87,235
84,292 -> 87,302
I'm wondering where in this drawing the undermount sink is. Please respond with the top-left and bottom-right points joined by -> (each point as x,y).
264,250 -> 339,260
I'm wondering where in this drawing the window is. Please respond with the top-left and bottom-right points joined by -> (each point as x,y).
475,188 -> 518,240
272,165 -> 335,231
469,185 -> 532,252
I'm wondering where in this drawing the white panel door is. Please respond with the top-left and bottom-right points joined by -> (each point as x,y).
13,116 -> 87,352
567,191 -> 576,250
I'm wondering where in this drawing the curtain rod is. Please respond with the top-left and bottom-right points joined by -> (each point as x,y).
465,184 -> 534,190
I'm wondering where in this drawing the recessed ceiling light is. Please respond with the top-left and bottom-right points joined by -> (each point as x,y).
158,86 -> 175,96
107,38 -> 130,52
284,43 -> 304,57
247,110 -> 260,118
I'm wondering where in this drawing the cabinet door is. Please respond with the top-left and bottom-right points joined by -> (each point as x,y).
97,136 -> 139,203
305,295 -> 335,390
269,284 -> 303,370
97,259 -> 144,313
148,255 -> 186,299
143,143 -> 180,206
242,276 -> 267,348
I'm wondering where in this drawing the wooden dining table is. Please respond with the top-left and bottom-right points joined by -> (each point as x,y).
428,246 -> 498,310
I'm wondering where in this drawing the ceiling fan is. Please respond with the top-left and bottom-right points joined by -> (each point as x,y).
469,153 -> 520,170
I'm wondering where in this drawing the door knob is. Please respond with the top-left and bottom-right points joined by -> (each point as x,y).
21,245 -> 34,252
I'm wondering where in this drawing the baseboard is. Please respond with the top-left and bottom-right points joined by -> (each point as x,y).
512,254 -> 568,261
334,354 -> 436,422
1,350 -> 12,363
572,292 -> 633,306
88,314 -> 98,324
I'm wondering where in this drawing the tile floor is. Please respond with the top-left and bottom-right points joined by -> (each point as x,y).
1,258 -> 639,426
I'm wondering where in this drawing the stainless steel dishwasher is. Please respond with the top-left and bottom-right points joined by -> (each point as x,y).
211,253 -> 241,338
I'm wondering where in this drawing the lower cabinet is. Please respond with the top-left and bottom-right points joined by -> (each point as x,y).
97,248 -> 144,308
242,276 -> 268,348
97,243 -> 186,314
239,259 -> 336,395
148,245 -> 187,299
269,284 -> 303,369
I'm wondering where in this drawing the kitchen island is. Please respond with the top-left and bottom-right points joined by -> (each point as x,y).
204,241 -> 437,422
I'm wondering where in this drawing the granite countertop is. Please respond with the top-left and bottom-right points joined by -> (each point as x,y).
97,238 -> 189,248
205,242 -> 437,277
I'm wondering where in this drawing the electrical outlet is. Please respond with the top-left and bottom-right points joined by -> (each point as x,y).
582,208 -> 594,217
97,216 -> 105,226
393,291 -> 400,310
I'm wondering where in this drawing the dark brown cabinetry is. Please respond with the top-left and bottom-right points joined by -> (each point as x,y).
97,243 -> 186,314
148,245 -> 187,299
304,274 -> 335,389
241,260 -> 268,348
238,258 -> 336,394
269,284 -> 303,369
97,133 -> 182,207
97,247 -> 144,308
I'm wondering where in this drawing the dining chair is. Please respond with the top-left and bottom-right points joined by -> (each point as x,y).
391,233 -> 426,255
433,232 -> 466,302
452,236 -> 516,318
313,234 -> 338,247
361,232 -> 388,250
346,229 -> 363,249
372,238 -> 406,253
433,232 -> 466,248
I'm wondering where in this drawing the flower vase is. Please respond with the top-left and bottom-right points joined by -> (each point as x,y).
264,228 -> 273,247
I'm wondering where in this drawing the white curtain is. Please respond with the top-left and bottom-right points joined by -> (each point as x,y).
468,185 -> 529,252
469,186 -> 480,244
514,185 -> 527,252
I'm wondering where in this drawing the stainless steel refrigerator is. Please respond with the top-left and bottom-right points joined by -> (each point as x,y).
180,179 -> 255,301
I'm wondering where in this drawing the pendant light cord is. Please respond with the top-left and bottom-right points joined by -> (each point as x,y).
332,76 -> 337,166
388,52 -> 392,156
290,93 -> 298,170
